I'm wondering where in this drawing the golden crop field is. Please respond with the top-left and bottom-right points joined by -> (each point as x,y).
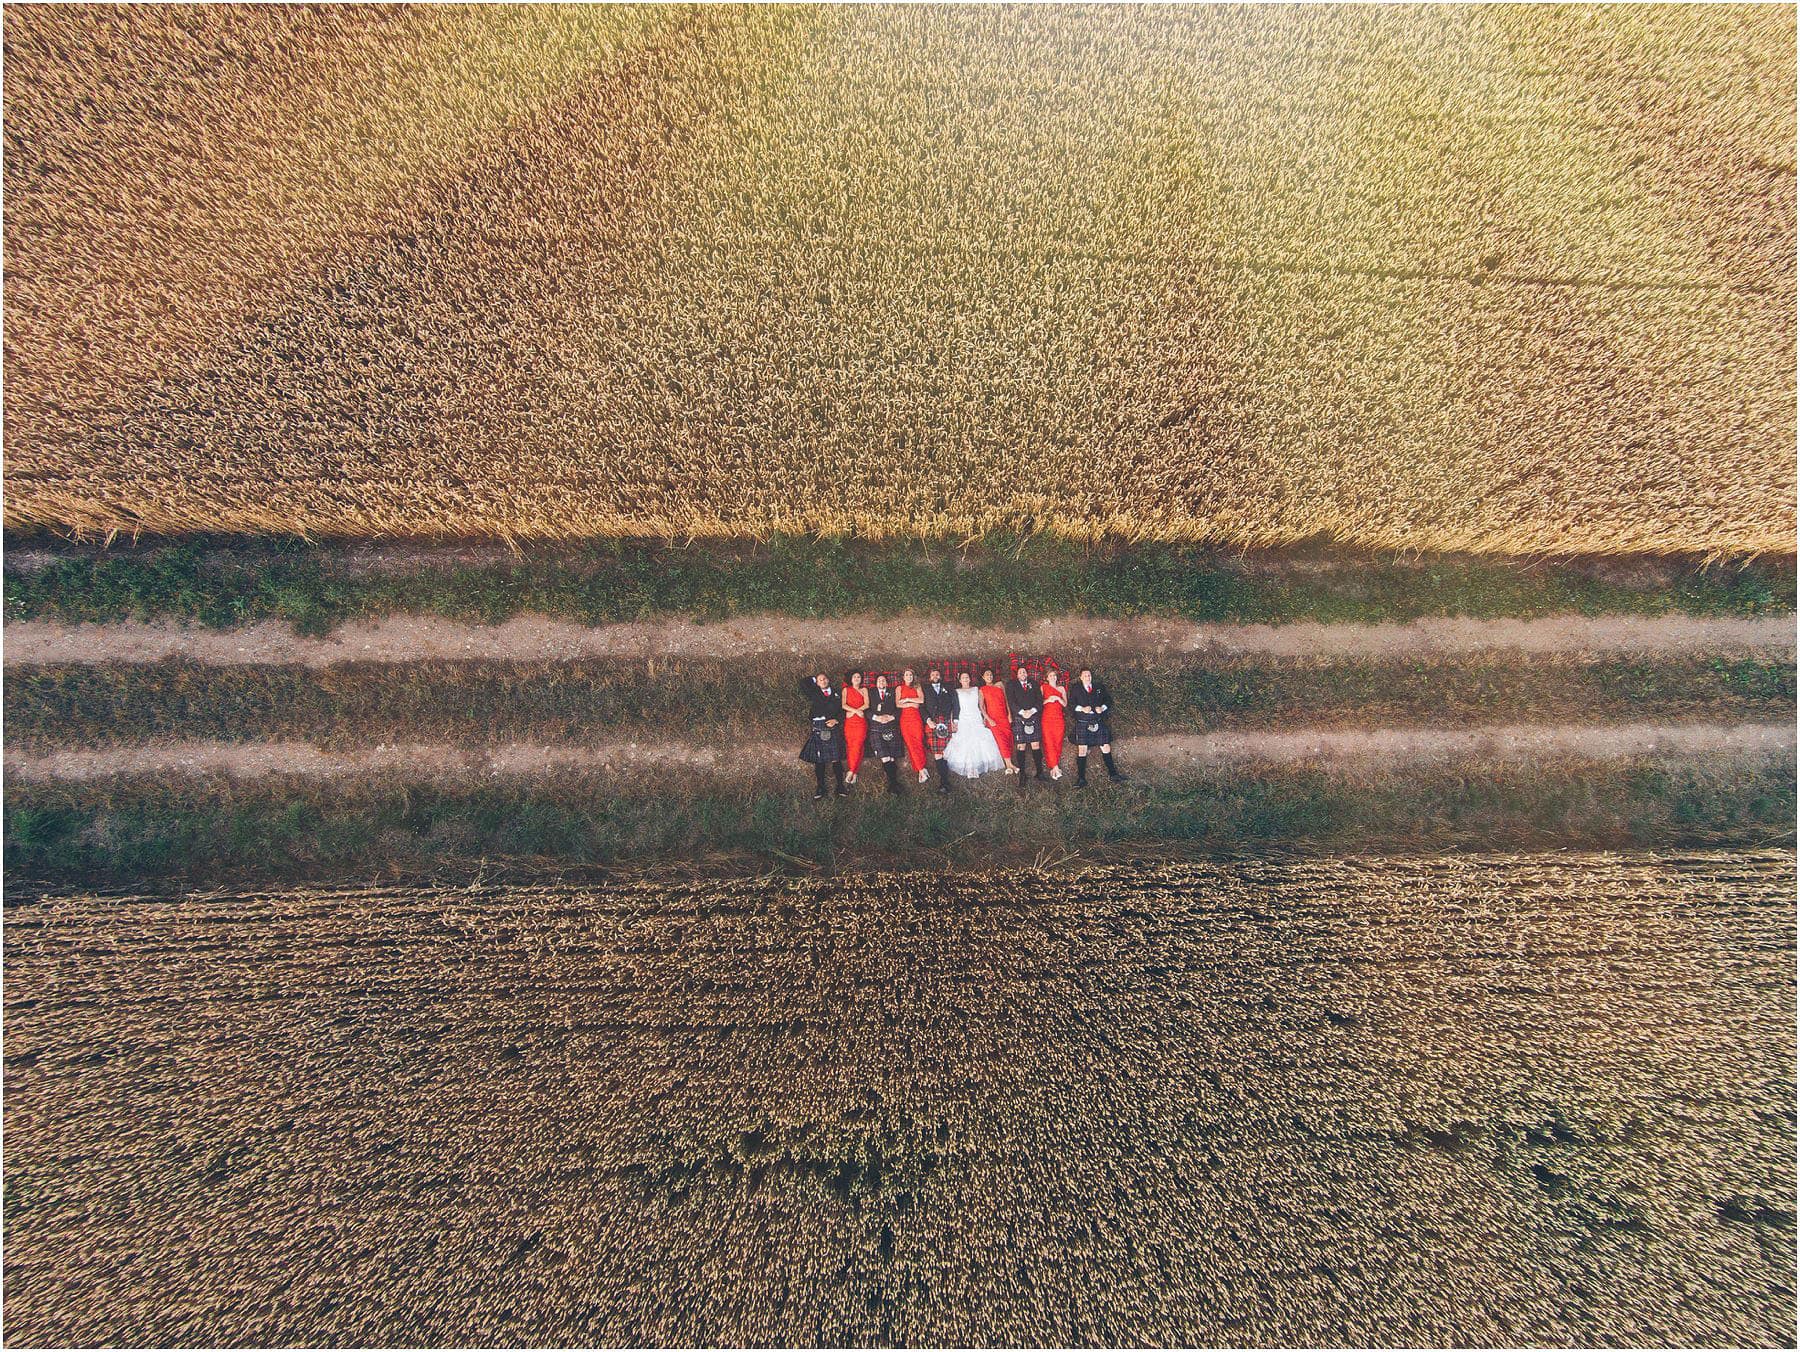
3,5 -> 1794,551
5,853 -> 1793,1344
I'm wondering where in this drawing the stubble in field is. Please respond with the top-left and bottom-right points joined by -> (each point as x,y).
4,851 -> 1792,1345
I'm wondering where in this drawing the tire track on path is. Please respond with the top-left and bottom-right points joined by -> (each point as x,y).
9,722 -> 1792,784
4,612 -> 1794,667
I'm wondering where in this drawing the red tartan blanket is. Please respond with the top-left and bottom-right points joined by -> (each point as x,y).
849,653 -> 1066,687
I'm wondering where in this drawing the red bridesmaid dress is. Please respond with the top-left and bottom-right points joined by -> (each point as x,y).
1040,675 -> 1067,771
843,684 -> 868,777
980,681 -> 1015,763
897,681 -> 927,774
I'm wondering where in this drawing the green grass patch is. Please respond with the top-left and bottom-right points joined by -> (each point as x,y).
8,654 -> 1792,750
7,756 -> 1791,889
6,535 -> 1792,632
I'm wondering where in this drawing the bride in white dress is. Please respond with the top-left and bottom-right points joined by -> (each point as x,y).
942,673 -> 1007,778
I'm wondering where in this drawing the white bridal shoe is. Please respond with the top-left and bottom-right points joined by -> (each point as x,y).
918,768 -> 930,782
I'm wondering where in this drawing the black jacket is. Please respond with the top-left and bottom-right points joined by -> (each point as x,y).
924,682 -> 959,724
800,677 -> 839,721
1006,676 -> 1042,719
1069,678 -> 1111,718
869,688 -> 899,723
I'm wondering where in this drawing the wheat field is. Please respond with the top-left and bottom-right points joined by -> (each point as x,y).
4,5 -> 1794,551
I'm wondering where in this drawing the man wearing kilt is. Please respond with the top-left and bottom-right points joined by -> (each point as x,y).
868,674 -> 907,794
922,667 -> 958,794
799,672 -> 848,799
1005,665 -> 1047,782
1070,666 -> 1127,787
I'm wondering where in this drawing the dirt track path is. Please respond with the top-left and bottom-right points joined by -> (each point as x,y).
4,612 -> 1794,667
9,722 -> 1791,784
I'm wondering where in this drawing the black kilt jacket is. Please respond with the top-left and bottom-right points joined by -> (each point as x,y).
1068,678 -> 1115,746
799,677 -> 846,764
868,689 -> 906,758
1006,676 -> 1043,743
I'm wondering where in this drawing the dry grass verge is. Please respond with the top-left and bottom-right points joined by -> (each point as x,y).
7,754 -> 1791,889
6,654 -> 1791,751
6,537 -> 1793,637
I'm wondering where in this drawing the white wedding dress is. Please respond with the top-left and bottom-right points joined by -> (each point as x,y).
943,687 -> 1007,778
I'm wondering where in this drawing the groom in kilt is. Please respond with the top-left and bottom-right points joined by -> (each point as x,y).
798,673 -> 848,799
867,675 -> 908,794
1005,664 -> 1047,783
922,667 -> 957,794
1070,666 -> 1127,787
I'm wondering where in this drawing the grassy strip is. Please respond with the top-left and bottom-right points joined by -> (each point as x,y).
7,757 -> 1792,888
6,536 -> 1792,633
8,654 -> 1794,749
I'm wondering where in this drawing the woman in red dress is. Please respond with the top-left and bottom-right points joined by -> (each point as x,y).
841,670 -> 868,785
896,667 -> 928,781
980,668 -> 1016,772
1039,664 -> 1068,780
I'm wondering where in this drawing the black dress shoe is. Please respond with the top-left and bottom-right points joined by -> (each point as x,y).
835,786 -> 850,797
814,790 -> 826,801
937,782 -> 952,794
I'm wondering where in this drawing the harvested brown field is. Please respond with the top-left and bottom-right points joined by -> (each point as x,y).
5,5 -> 1794,550
4,851 -> 1793,1345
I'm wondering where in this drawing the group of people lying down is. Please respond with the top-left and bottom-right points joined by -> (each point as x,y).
798,662 -> 1126,798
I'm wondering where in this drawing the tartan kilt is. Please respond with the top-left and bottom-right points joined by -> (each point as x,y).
1010,713 -> 1041,745
925,717 -> 953,758
1071,714 -> 1113,747
870,720 -> 906,759
799,718 -> 846,764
